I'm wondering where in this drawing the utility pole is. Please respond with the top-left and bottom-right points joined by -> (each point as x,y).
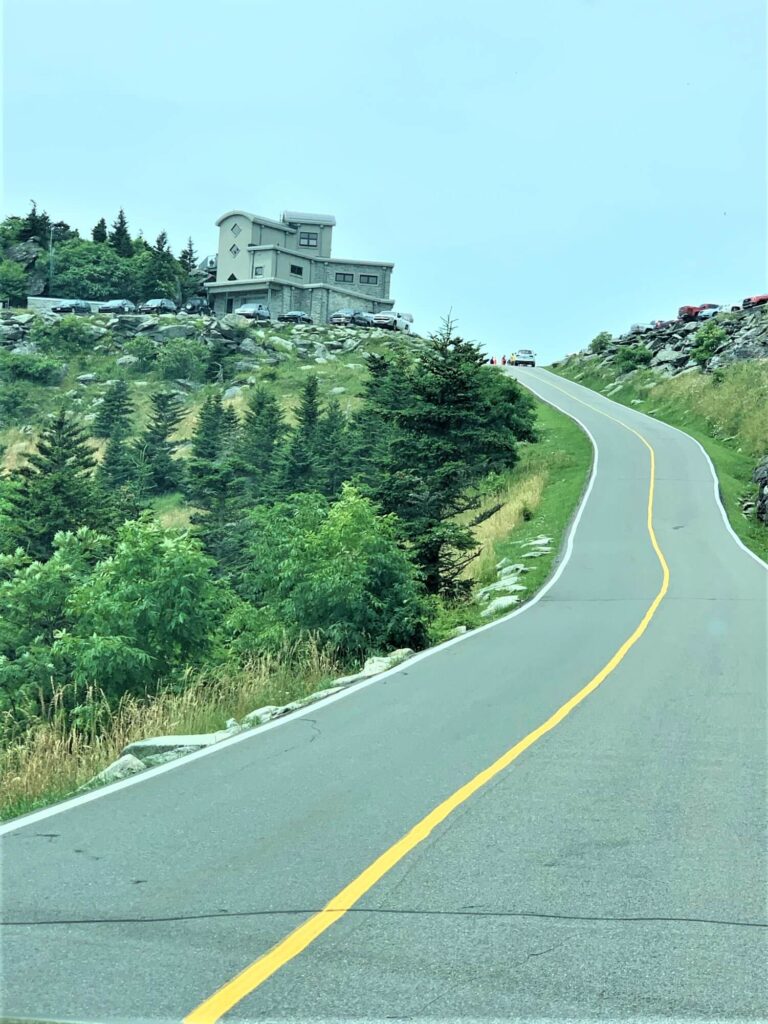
48,223 -> 54,295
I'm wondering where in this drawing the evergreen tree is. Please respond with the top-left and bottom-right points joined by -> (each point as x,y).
91,217 -> 108,243
108,208 -> 133,257
185,394 -> 224,503
100,431 -> 136,489
368,320 -> 535,594
179,237 -> 197,273
2,410 -> 102,560
92,379 -> 134,439
19,201 -> 51,243
154,230 -> 170,254
282,374 -> 321,494
205,339 -> 230,383
135,391 -> 183,494
316,398 -> 350,498
235,386 -> 286,503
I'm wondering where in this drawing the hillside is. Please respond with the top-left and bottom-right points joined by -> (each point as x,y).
552,307 -> 768,561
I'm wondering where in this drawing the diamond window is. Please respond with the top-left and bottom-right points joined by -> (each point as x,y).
230,243 -> 240,257
231,223 -> 241,237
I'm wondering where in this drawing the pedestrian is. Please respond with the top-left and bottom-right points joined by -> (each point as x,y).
490,355 -> 497,365
501,354 -> 507,366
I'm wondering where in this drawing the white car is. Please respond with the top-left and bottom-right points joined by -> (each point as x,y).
372,311 -> 413,332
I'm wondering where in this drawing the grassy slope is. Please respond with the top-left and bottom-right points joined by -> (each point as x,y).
552,358 -> 768,563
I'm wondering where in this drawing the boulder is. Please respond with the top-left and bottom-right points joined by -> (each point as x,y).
223,385 -> 243,400
242,705 -> 283,726
481,595 -> 520,617
652,346 -> 688,367
217,313 -> 249,339
122,733 -> 230,759
154,323 -> 194,340
76,373 -> 98,384
116,354 -> 139,367
85,753 -> 146,787
753,456 -> 768,525
329,386 -> 346,395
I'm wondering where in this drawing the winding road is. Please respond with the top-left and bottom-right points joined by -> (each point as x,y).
1,368 -> 766,1024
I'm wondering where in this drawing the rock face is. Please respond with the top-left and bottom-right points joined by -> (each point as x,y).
754,457 -> 768,525
581,304 -> 768,377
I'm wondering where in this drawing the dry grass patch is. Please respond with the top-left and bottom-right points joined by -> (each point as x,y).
0,641 -> 341,821
468,471 -> 547,583
1,427 -> 38,471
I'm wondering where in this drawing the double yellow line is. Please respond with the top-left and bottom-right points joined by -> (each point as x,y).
184,379 -> 670,1023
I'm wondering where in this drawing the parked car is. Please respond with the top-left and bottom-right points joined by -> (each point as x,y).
278,310 -> 313,324
51,299 -> 91,315
678,303 -> 717,322
696,306 -> 723,320
511,349 -> 536,367
372,311 -> 413,332
628,323 -> 653,335
98,298 -> 136,314
139,298 -> 177,314
742,294 -> 768,309
350,311 -> 376,328
328,308 -> 357,326
183,297 -> 211,314
235,302 -> 271,321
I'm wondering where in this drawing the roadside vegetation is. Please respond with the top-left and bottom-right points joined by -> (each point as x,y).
553,352 -> 768,562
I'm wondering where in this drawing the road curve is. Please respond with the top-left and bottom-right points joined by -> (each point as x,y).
1,368 -> 766,1024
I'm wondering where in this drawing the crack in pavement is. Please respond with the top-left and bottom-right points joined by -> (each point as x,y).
2,906 -> 765,928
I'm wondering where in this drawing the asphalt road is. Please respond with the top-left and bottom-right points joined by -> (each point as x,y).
1,368 -> 766,1024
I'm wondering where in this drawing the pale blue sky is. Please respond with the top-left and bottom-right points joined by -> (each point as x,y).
3,0 -> 766,361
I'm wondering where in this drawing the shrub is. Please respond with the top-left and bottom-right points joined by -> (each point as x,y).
30,314 -> 93,353
237,486 -> 431,658
0,382 -> 36,426
123,334 -> 158,370
589,331 -> 612,355
157,338 -> 208,381
0,352 -> 64,385
615,344 -> 652,373
691,322 -> 727,369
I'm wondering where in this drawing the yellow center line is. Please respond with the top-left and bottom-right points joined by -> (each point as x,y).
184,375 -> 671,1024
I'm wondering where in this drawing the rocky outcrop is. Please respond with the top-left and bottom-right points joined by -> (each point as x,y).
577,304 -> 768,378
754,457 -> 768,525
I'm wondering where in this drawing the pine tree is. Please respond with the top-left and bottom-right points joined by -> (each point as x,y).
154,230 -> 170,254
315,398 -> 350,498
91,217 -> 108,243
205,339 -> 230,383
282,375 -> 321,494
185,394 -> 223,502
92,380 -> 134,439
235,386 -> 286,503
3,410 -> 102,560
179,237 -> 197,273
100,431 -> 136,489
109,208 -> 133,257
19,201 -> 51,243
135,391 -> 183,494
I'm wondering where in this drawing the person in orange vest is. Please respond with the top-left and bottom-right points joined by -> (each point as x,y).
501,354 -> 507,366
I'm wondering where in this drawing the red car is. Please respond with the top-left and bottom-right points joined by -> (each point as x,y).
742,294 -> 768,309
678,303 -> 718,322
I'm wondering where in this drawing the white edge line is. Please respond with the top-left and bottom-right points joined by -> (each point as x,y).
0,389 -> 600,836
548,368 -> 768,571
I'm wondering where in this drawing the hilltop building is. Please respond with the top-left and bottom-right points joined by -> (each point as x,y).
206,209 -> 396,320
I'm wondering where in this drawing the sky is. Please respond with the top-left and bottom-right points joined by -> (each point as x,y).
2,0 -> 766,363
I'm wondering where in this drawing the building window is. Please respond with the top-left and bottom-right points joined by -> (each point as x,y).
290,264 -> 303,276
227,273 -> 237,281
360,274 -> 379,285
230,243 -> 240,257
253,265 -> 264,277
231,223 -> 241,237
335,272 -> 353,283
299,231 -> 318,247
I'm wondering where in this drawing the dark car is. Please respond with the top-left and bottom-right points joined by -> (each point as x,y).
235,302 -> 271,321
328,308 -> 357,326
278,310 -> 313,324
350,311 -> 376,328
183,297 -> 212,314
139,298 -> 178,314
51,299 -> 91,315
98,298 -> 136,314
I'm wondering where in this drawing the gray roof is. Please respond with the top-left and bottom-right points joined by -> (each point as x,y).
281,211 -> 336,227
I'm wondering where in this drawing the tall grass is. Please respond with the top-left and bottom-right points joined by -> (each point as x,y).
0,640 -> 340,822
467,471 -> 546,584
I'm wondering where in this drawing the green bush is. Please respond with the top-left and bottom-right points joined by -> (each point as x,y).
0,352 -> 65,385
157,338 -> 208,381
0,382 -> 36,425
30,314 -> 93,353
589,331 -> 612,355
236,485 -> 431,658
615,344 -> 652,373
123,334 -> 158,370
691,322 -> 727,368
